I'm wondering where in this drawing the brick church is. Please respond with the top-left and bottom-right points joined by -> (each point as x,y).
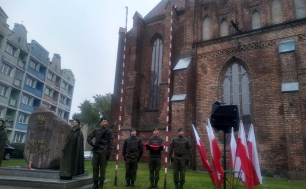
110,0 -> 306,180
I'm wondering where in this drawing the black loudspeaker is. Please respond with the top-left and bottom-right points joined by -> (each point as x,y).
210,102 -> 239,133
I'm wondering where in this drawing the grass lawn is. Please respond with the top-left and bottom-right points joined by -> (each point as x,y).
2,159 -> 306,189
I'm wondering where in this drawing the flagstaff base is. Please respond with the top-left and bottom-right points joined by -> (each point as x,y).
114,176 -> 117,186
164,179 -> 167,189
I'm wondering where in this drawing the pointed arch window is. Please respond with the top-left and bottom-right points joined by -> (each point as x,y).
272,0 -> 283,24
252,11 -> 261,29
149,38 -> 163,109
222,63 -> 251,124
220,19 -> 228,37
203,16 -> 211,40
295,0 -> 306,19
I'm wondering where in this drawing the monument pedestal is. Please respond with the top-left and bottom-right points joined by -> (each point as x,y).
0,166 -> 92,189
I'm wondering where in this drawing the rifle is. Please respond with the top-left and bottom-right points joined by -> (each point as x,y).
95,120 -> 118,146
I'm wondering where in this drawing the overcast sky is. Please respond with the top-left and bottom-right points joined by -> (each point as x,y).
1,0 -> 161,118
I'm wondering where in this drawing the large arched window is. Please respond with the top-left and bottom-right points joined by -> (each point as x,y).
220,19 -> 228,37
295,0 -> 306,19
203,16 -> 211,40
149,38 -> 163,109
222,63 -> 251,124
252,11 -> 261,29
271,0 -> 283,24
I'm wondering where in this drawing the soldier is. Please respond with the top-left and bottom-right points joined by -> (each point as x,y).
87,117 -> 114,189
145,127 -> 164,189
122,128 -> 143,187
0,119 -> 7,167
169,128 -> 191,189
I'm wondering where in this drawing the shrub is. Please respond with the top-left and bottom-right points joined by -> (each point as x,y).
9,142 -> 25,159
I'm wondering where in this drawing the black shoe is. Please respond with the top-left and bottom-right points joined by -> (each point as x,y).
174,183 -> 178,189
124,180 -> 130,187
155,180 -> 158,189
99,181 -> 104,189
148,181 -> 155,188
180,182 -> 184,189
90,181 -> 99,189
131,181 -> 135,187
60,176 -> 72,180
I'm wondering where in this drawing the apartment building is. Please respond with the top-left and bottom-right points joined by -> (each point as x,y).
0,7 -> 75,143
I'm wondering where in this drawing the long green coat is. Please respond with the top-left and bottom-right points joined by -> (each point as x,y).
0,126 -> 7,166
59,127 -> 84,177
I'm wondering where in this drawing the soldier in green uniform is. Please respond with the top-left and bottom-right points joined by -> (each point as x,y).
87,118 -> 114,189
145,127 -> 164,189
169,128 -> 191,189
0,119 -> 7,166
122,128 -> 143,187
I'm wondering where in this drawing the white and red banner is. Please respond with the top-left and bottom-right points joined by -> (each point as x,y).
247,124 -> 262,186
236,121 -> 254,189
206,119 -> 224,188
192,124 -> 216,186
230,127 -> 241,177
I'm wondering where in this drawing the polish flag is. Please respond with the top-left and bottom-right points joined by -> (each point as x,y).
206,119 -> 224,188
230,127 -> 241,177
236,121 -> 254,189
247,124 -> 262,186
192,124 -> 216,186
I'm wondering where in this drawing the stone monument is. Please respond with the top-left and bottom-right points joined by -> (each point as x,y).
24,105 -> 71,169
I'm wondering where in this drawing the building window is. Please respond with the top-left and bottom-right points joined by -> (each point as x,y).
29,60 -> 39,71
149,37 -> 163,109
21,94 -> 32,106
45,87 -> 53,97
62,82 -> 68,90
220,19 -> 228,37
295,0 -> 306,19
252,11 -> 261,29
203,16 -> 211,40
58,109 -> 64,117
26,77 -> 35,88
0,84 -> 8,97
60,95 -> 66,104
272,0 -> 283,24
222,63 -> 250,123
14,132 -> 25,143
18,113 -> 29,124
0,107 -> 4,118
6,43 -> 15,56
47,72 -> 54,81
38,52 -> 42,59
14,69 -> 24,87
0,63 -> 12,76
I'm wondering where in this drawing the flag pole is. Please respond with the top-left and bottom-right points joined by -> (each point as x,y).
164,3 -> 174,189
114,6 -> 128,186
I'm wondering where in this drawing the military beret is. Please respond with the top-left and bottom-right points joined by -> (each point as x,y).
152,127 -> 159,131
177,128 -> 183,132
100,117 -> 108,122
130,128 -> 137,132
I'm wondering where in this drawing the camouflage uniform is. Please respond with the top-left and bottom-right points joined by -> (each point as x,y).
87,127 -> 114,183
122,136 -> 143,183
147,136 -> 164,182
169,136 -> 191,185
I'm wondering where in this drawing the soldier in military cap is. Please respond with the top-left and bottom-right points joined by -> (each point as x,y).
122,128 -> 143,187
169,128 -> 191,189
87,117 -> 114,189
145,126 -> 164,189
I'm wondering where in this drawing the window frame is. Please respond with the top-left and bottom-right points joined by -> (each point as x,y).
5,43 -> 15,56
21,94 -> 32,106
18,113 -> 29,124
0,63 -> 12,76
0,84 -> 8,97
14,132 -> 25,143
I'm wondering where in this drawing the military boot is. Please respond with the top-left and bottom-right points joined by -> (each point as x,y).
99,181 -> 104,189
180,182 -> 184,189
174,183 -> 178,189
154,180 -> 158,189
124,180 -> 130,187
90,181 -> 99,189
148,180 -> 155,188
131,181 -> 135,187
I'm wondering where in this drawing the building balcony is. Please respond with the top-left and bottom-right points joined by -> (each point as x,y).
19,103 -> 34,112
18,60 -> 25,69
24,85 -> 42,97
15,123 -> 27,130
9,98 -> 17,107
27,67 -> 45,81
59,102 -> 70,111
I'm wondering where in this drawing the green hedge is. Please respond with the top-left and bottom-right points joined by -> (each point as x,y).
9,143 -> 25,159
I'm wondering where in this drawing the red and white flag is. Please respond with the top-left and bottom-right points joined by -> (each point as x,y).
230,127 -> 241,177
247,124 -> 262,186
236,121 -> 254,189
206,119 -> 224,188
192,124 -> 216,186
